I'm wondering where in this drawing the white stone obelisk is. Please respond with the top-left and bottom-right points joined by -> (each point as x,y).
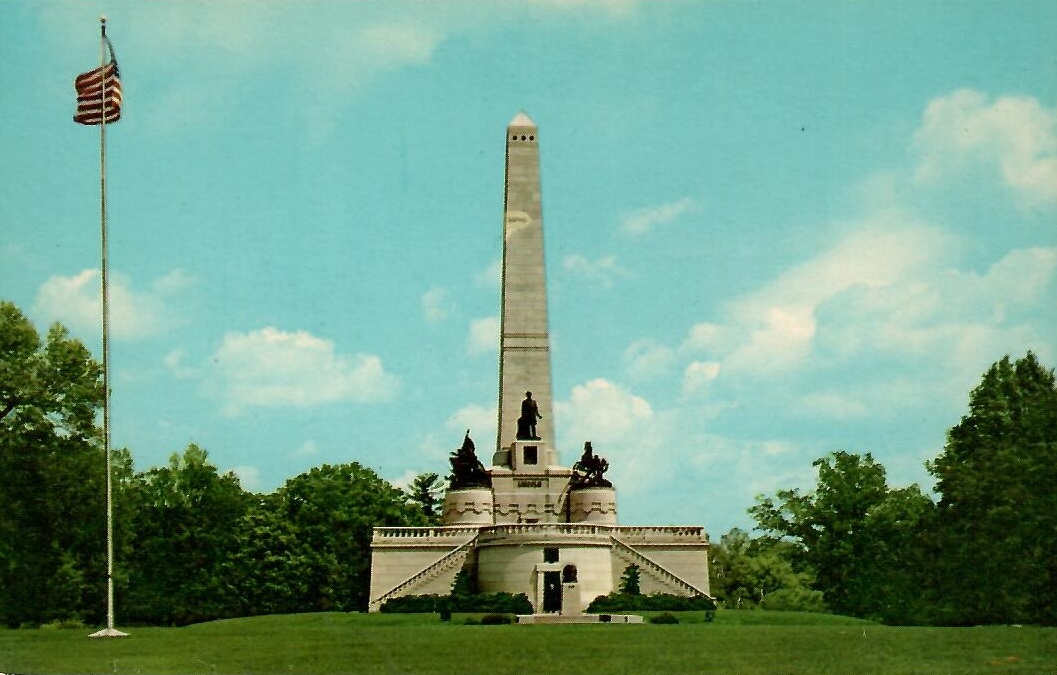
496,112 -> 557,465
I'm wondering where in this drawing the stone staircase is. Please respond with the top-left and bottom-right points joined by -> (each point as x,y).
369,535 -> 478,612
610,536 -> 710,598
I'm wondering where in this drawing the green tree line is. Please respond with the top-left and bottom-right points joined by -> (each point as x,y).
3,300 -> 1055,626
713,351 -> 1056,626
0,302 -> 429,627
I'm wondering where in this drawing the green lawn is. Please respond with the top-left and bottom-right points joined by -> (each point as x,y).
2,611 -> 1055,675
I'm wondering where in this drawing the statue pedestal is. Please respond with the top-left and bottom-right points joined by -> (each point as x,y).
494,439 -> 560,472
568,487 -> 617,524
441,488 -> 494,525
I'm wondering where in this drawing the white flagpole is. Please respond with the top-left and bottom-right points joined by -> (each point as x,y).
90,14 -> 127,639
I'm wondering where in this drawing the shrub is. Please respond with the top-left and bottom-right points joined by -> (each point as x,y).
450,592 -> 532,615
759,588 -> 826,612
380,594 -> 443,613
650,612 -> 679,624
479,613 -> 513,625
587,592 -> 717,613
381,591 -> 532,615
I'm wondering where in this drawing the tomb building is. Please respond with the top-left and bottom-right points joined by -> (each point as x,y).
368,113 -> 711,615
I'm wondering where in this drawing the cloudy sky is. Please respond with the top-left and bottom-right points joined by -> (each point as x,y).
2,1 -> 1055,535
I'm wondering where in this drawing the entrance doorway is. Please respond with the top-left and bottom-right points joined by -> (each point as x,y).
542,571 -> 562,613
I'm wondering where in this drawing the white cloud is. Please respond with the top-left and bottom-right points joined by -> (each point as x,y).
38,3 -> 645,140
43,7 -> 447,138
962,246 -> 1057,307
816,245 -> 1057,372
737,220 -> 951,315
476,258 -> 502,289
231,465 -> 262,492
296,440 -> 320,457
662,188 -> 1052,429
715,220 -> 953,377
300,21 -> 444,137
389,469 -> 419,492
446,405 -> 498,463
680,434 -> 819,516
682,361 -> 721,395
152,269 -> 194,294
673,232 -> 1054,429
623,339 -> 675,380
468,316 -> 499,355
691,224 -> 1052,383
681,322 -> 725,354
211,327 -> 397,415
621,197 -> 698,235
798,392 -> 869,419
414,403 -> 497,468
523,0 -> 639,15
760,440 -> 795,456
359,23 -> 441,65
563,254 -> 630,288
556,378 -> 653,444
422,286 -> 455,323
34,268 -> 192,340
914,89 -> 1057,206
555,378 -> 673,495
34,270 -> 103,335
446,403 -> 497,439
725,305 -> 816,376
163,348 -> 200,379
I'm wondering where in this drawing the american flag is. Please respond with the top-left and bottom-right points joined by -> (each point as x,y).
74,37 -> 121,125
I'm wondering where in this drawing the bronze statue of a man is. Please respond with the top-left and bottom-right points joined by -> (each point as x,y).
517,391 -> 542,440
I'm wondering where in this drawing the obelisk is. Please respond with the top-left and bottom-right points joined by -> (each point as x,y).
496,112 -> 556,463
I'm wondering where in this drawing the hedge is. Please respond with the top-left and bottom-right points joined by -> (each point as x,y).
380,592 -> 532,615
587,592 -> 717,614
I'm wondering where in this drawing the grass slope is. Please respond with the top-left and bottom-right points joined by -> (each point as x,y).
2,611 -> 1055,675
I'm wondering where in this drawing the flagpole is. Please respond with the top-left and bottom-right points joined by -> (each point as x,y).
89,14 -> 127,639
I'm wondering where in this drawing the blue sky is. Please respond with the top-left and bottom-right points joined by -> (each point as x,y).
2,1 -> 1055,536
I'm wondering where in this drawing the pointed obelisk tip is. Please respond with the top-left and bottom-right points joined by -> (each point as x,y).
508,111 -> 536,129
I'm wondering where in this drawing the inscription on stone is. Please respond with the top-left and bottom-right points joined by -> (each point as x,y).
516,479 -> 544,488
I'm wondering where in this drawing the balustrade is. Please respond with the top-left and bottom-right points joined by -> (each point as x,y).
373,523 -> 707,544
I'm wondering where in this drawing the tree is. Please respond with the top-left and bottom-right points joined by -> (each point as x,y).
272,463 -> 428,612
406,472 -> 444,523
619,564 -> 641,595
450,567 -> 477,598
221,496 -> 315,617
751,451 -> 934,622
123,444 -> 251,625
0,302 -> 102,431
122,457 -> 430,622
709,528 -> 822,611
928,352 -> 1057,625
0,302 -> 116,627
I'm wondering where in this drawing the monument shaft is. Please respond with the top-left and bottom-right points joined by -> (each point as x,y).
497,113 -> 555,456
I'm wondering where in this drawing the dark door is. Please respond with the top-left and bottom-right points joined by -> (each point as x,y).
542,571 -> 562,613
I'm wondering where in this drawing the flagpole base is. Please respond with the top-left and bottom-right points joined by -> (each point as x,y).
89,627 -> 129,638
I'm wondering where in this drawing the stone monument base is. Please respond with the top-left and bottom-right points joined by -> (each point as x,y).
369,523 -> 711,613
